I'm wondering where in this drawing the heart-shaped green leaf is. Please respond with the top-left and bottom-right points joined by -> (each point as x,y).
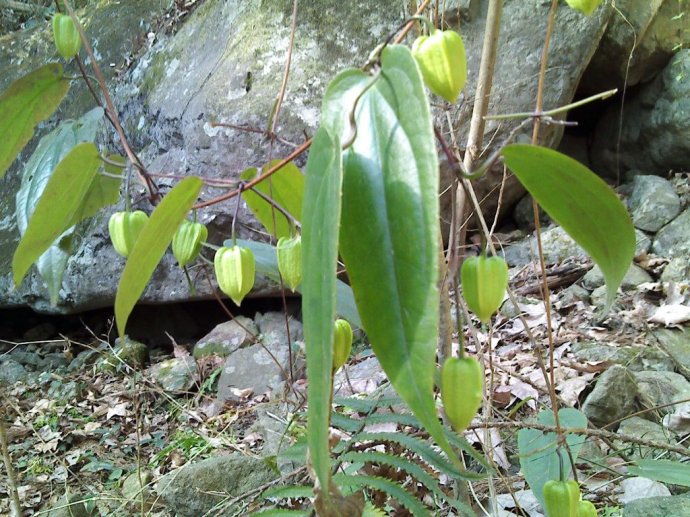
337,45 -> 458,466
518,408 -> 587,509
241,160 -> 304,239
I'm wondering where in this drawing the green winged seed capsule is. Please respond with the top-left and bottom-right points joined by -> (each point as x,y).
543,480 -> 581,517
276,234 -> 302,292
214,245 -> 255,306
411,28 -> 467,103
108,210 -> 148,258
52,14 -> 81,60
172,220 -> 207,267
441,357 -> 483,432
461,255 -> 509,323
565,0 -> 603,16
332,319 -> 353,371
577,500 -> 598,517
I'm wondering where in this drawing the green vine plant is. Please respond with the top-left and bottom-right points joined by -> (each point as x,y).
248,393 -> 490,516
0,0 -> 653,515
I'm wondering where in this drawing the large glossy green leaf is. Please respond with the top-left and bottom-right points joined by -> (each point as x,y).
240,161 -> 304,239
628,459 -> 690,487
0,63 -> 70,178
235,239 -> 361,327
15,107 -> 105,304
301,126 -> 342,496
13,142 -> 101,287
115,177 -> 203,336
517,408 -> 587,509
336,45 -> 457,464
502,144 -> 635,311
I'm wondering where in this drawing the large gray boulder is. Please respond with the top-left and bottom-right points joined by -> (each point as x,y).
653,208 -> 690,258
580,0 -> 689,93
623,495 -> 690,517
582,365 -> 640,429
0,0 -> 615,313
155,454 -> 279,517
592,49 -> 690,178
628,175 -> 681,232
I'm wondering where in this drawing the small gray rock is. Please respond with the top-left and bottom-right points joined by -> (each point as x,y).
582,365 -> 639,429
652,328 -> 690,380
10,350 -> 44,368
46,380 -> 83,402
151,356 -> 198,392
217,343 -> 287,401
635,229 -> 652,256
581,263 -> 652,291
193,315 -> 257,359
635,370 -> 690,415
216,314 -> 305,402
0,359 -> 28,384
122,470 -> 155,512
155,455 -> 278,517
555,284 -> 590,308
628,176 -> 681,232
589,285 -> 609,308
620,477 -> 671,505
623,494 -> 690,517
660,257 -> 690,284
255,312 -> 304,347
333,356 -> 387,397
47,493 -> 95,517
653,208 -> 690,258
617,416 -> 677,460
99,337 -> 149,372
570,342 -> 673,372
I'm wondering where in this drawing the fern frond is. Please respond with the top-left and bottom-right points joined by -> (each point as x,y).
260,485 -> 313,500
333,395 -> 404,412
362,501 -> 387,517
334,473 -> 429,517
275,439 -> 307,466
250,509 -> 310,516
331,410 -> 423,434
335,431 -> 479,480
339,451 -> 474,515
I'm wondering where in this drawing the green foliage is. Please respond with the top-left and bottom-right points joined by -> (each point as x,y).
628,459 -> 690,487
257,395 -> 488,514
301,125 -> 343,495
234,238 -> 361,327
517,408 -> 588,509
240,160 -> 304,239
338,451 -> 472,514
115,176 -> 203,335
502,145 -> 636,312
0,63 -> 70,178
336,45 -> 457,466
13,142 -> 103,287
334,474 -> 429,516
15,107 -> 105,304
149,429 -> 212,467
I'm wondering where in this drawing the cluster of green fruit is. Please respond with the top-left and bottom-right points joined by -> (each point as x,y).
107,211 -> 302,303
544,479 -> 598,517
